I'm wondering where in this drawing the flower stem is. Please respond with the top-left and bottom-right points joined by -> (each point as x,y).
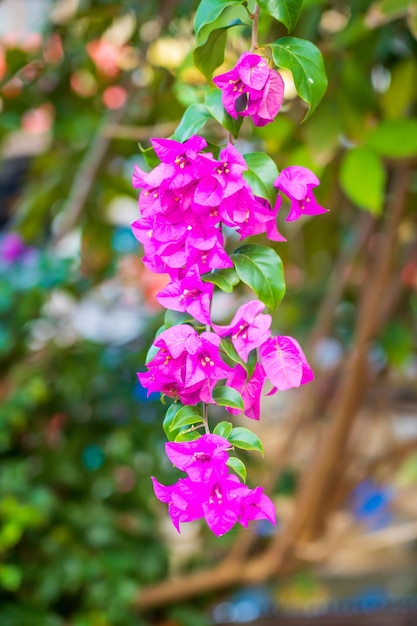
250,3 -> 260,52
202,402 -> 210,434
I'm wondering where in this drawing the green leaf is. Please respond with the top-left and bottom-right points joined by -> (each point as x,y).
243,152 -> 279,204
246,349 -> 258,379
220,338 -> 246,367
231,244 -> 286,311
194,27 -> 228,81
164,310 -> 194,328
228,427 -> 264,455
258,0 -> 303,32
205,88 -> 243,138
173,104 -> 211,142
175,430 -> 202,442
163,403 -> 182,440
138,142 -> 159,169
194,14 -> 247,80
270,37 -> 328,120
201,267 -> 240,292
171,405 -> 204,430
364,119 -> 417,158
213,420 -> 233,438
212,385 -> 244,411
340,147 -> 386,214
194,0 -> 244,39
227,457 -> 247,482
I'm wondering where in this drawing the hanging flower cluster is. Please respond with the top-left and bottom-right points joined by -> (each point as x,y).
139,302 -> 314,421
213,52 -> 285,127
152,434 -> 276,536
132,137 -> 285,324
132,34 -> 329,536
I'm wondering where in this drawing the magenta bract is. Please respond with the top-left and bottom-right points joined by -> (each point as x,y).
213,52 -> 284,127
260,335 -> 314,392
274,166 -> 328,221
152,435 -> 276,536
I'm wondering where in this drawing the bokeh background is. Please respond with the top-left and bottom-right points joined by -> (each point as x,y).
0,0 -> 417,625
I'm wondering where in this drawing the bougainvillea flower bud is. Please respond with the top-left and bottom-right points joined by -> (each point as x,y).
260,335 -> 314,392
165,434 -> 230,482
213,52 -> 284,127
213,300 -> 272,362
274,166 -> 328,221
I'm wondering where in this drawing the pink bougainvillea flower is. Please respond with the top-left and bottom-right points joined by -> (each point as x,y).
137,367 -> 204,405
201,476 -> 250,536
139,325 -> 233,404
225,363 -> 266,421
156,265 -> 213,324
152,470 -> 276,536
151,477 -> 204,532
183,331 -> 233,392
213,52 -> 284,127
274,166 -> 328,221
213,300 -> 272,362
221,187 -> 286,242
260,335 -> 314,392
185,235 -> 233,276
154,323 -> 197,358
194,143 -> 248,205
165,434 -> 230,482
239,485 -> 277,528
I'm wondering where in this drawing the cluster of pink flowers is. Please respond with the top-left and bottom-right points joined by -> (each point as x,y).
132,51 -> 328,537
213,52 -> 285,127
152,434 -> 276,536
131,135 -> 284,324
132,135 -> 326,326
139,300 -> 313,420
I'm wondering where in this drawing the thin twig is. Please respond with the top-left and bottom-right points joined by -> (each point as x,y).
250,4 -> 260,52
51,107 -> 125,246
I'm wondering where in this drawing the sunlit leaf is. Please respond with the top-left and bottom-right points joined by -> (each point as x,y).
227,457 -> 247,481
194,0 -> 244,39
270,37 -> 328,119
212,386 -> 244,411
171,405 -> 204,430
173,104 -> 211,142
340,147 -> 386,214
258,0 -> 303,31
243,152 -> 279,204
231,244 -> 286,311
228,427 -> 264,455
213,421 -> 233,438
201,267 -> 240,292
